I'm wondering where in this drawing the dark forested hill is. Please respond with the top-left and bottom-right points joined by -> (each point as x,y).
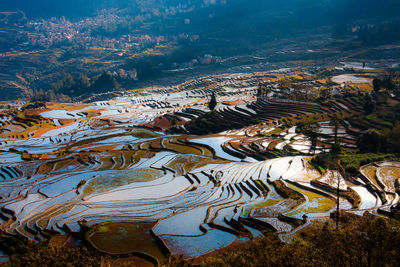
2,0 -> 400,23
0,0 -> 131,18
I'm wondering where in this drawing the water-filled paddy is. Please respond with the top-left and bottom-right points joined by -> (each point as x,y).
83,168 -> 164,196
284,183 -> 336,218
87,222 -> 167,263
160,229 -> 238,258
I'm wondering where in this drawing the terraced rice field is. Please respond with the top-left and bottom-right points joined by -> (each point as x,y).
0,89 -> 399,264
87,222 -> 166,262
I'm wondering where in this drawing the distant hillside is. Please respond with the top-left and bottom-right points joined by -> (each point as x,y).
2,0 -> 400,23
1,0 -> 400,101
0,0 -> 131,18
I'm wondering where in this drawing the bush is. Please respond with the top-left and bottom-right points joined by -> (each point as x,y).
168,215 -> 400,267
0,233 -> 102,267
340,153 -> 398,174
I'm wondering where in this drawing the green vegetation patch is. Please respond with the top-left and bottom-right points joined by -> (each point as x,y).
130,128 -> 162,139
83,168 -> 164,196
340,153 -> 398,174
265,127 -> 284,135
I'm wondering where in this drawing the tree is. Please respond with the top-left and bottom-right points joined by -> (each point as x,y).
385,123 -> 400,153
304,123 -> 320,155
364,96 -> 376,114
208,92 -> 217,111
329,115 -> 342,154
89,71 -> 118,94
320,87 -> 332,101
382,73 -> 395,91
257,82 -> 269,100
357,129 -> 386,153
335,160 -> 348,230
373,78 -> 381,92
78,74 -> 90,88
137,59 -> 162,80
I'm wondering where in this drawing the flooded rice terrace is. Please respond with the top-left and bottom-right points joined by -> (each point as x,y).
0,72 -> 399,265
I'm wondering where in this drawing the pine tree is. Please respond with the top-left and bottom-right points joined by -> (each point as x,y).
208,92 -> 217,111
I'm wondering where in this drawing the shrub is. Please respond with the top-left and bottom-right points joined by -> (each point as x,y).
168,215 -> 400,267
0,233 -> 102,267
